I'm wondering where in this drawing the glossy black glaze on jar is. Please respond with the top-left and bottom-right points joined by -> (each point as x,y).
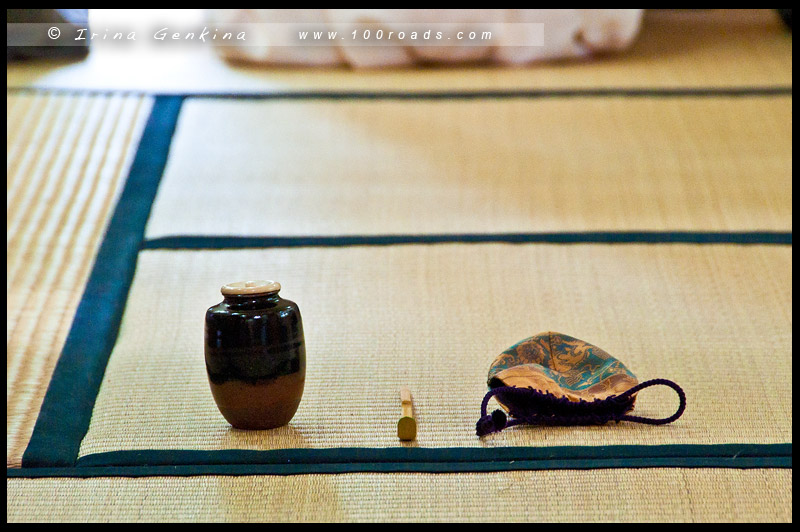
205,288 -> 305,429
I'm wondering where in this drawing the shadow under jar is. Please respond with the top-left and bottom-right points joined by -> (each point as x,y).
205,280 -> 305,429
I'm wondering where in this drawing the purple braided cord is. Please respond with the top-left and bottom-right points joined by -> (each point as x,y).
476,378 -> 686,436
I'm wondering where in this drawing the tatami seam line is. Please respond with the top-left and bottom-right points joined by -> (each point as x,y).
140,232 -> 793,249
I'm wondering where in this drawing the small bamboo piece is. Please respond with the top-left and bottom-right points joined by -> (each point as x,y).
397,387 -> 417,441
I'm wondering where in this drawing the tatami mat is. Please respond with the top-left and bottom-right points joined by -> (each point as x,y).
6,92 -> 153,467
5,10 -> 792,94
7,468 -> 793,522
145,96 -> 792,238
78,244 -> 791,456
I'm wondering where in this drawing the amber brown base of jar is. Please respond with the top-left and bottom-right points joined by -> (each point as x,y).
209,371 -> 305,430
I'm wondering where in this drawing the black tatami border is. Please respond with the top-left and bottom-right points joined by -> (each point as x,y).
142,232 -> 792,249
8,444 -> 793,478
12,91 -> 792,476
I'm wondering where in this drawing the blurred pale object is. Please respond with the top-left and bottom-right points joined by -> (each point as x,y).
208,9 -> 644,67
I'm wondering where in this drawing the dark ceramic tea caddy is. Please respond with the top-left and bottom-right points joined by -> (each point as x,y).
205,280 -> 305,429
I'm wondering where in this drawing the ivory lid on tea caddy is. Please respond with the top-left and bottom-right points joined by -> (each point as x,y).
220,280 -> 281,296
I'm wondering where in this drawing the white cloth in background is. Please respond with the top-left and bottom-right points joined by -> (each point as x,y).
209,9 -> 644,67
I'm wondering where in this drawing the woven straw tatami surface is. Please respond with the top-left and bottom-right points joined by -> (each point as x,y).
7,468 -> 793,522
146,95 -> 792,238
6,92 -> 152,467
78,245 -> 791,455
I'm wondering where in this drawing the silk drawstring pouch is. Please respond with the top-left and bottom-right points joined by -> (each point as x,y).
476,332 -> 686,436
